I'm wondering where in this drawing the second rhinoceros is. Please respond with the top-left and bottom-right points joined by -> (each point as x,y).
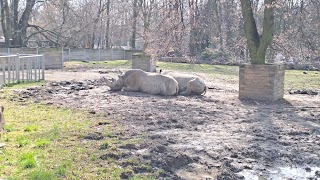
106,69 -> 179,96
160,70 -> 206,95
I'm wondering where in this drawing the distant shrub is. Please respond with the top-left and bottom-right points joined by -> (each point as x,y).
201,49 -> 229,63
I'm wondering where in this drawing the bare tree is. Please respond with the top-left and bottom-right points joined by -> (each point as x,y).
0,0 -> 36,47
240,0 -> 275,64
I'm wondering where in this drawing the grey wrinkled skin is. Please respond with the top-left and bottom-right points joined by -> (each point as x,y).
161,71 -> 207,96
107,69 -> 179,96
109,77 -> 124,91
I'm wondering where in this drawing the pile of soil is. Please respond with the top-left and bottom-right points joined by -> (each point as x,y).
14,68 -> 320,179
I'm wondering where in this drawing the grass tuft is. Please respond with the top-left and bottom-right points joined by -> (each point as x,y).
19,152 -> 36,169
24,125 -> 39,132
55,160 -> 71,177
16,136 -> 29,148
99,141 -> 110,150
35,139 -> 50,148
4,124 -> 14,132
27,170 -> 57,180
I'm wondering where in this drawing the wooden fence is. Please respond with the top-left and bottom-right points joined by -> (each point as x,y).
0,54 -> 45,87
0,48 -> 143,70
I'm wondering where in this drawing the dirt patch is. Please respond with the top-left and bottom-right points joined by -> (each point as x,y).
15,68 -> 320,179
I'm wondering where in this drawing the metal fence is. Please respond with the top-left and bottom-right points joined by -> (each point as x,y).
0,54 -> 45,87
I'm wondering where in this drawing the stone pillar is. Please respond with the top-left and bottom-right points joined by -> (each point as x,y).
132,53 -> 156,72
239,63 -> 285,101
0,75 -> 4,89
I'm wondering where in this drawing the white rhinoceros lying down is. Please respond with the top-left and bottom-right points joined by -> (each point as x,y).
160,70 -> 207,95
106,69 -> 179,96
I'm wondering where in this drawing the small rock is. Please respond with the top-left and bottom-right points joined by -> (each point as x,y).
305,167 -> 311,172
0,143 -> 6,148
89,110 -> 96,114
303,71 -> 308,74
50,82 -> 59,86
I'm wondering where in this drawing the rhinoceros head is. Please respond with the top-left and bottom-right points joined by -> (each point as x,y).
106,75 -> 124,91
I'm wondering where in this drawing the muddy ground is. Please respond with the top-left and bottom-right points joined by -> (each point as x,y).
15,68 -> 320,179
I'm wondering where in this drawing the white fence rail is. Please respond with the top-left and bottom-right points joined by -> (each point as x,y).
0,54 -> 45,87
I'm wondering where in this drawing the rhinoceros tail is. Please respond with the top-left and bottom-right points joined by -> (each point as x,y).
175,86 -> 179,95
202,86 -> 207,95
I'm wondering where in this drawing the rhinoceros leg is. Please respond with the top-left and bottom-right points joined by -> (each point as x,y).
122,84 -> 141,92
179,82 -> 192,95
179,79 -> 205,95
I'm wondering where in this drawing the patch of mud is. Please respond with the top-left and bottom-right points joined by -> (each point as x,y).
289,89 -> 319,95
13,68 -> 320,179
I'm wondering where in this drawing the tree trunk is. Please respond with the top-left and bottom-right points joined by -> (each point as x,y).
130,0 -> 138,49
105,0 -> 110,49
0,0 -> 11,47
11,0 -> 36,47
12,0 -> 19,46
240,0 -> 275,64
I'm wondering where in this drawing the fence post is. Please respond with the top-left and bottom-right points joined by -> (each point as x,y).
68,48 -> 71,61
111,49 -> 114,60
61,47 -> 64,69
1,59 -> 5,85
7,57 -> 10,85
41,55 -> 45,80
26,57 -> 30,81
99,48 -> 101,61
20,54 -> 25,82
15,55 -> 20,82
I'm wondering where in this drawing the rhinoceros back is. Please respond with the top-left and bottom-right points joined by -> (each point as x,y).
122,69 -> 178,96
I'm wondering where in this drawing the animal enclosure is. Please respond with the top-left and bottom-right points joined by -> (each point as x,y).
0,54 -> 45,87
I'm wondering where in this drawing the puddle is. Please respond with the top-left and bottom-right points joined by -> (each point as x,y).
176,163 -> 218,180
238,166 -> 320,180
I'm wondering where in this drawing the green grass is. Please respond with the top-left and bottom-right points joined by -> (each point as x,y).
0,83 -> 157,179
64,60 -> 131,69
1,61 -> 318,179
64,60 -> 320,91
284,70 -> 320,90
157,61 -> 239,76
5,80 -> 46,89
27,170 -> 57,180
35,139 -> 50,148
19,152 -> 36,169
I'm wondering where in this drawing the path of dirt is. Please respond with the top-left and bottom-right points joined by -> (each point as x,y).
17,68 -> 320,179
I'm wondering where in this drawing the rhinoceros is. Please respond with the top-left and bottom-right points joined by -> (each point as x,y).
106,69 -> 179,96
160,70 -> 206,95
